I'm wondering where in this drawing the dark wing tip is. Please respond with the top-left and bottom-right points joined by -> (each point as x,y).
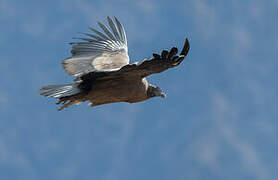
161,50 -> 169,60
180,38 -> 190,56
168,47 -> 178,59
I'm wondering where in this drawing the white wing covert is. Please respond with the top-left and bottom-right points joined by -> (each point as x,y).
62,16 -> 129,77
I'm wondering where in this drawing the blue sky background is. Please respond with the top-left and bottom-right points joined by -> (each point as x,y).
0,0 -> 278,179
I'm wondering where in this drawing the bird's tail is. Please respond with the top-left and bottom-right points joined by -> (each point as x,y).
39,83 -> 81,98
40,83 -> 85,111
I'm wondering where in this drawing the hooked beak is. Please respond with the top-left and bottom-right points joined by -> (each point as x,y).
160,92 -> 166,98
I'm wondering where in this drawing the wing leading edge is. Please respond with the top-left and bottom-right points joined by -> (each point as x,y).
79,38 -> 190,82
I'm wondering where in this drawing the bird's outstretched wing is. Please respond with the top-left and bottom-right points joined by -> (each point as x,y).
80,38 -> 190,82
62,16 -> 129,77
118,38 -> 190,77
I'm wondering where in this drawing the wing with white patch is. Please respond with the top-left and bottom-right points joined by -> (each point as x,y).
62,16 -> 129,77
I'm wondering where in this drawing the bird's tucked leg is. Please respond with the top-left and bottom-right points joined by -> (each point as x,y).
56,94 -> 87,111
58,99 -> 81,111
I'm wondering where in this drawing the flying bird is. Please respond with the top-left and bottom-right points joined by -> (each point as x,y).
40,17 -> 190,110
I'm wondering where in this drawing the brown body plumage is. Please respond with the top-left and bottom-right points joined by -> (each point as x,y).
55,77 -> 149,111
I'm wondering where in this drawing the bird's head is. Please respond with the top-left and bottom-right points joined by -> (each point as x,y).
147,84 -> 166,99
